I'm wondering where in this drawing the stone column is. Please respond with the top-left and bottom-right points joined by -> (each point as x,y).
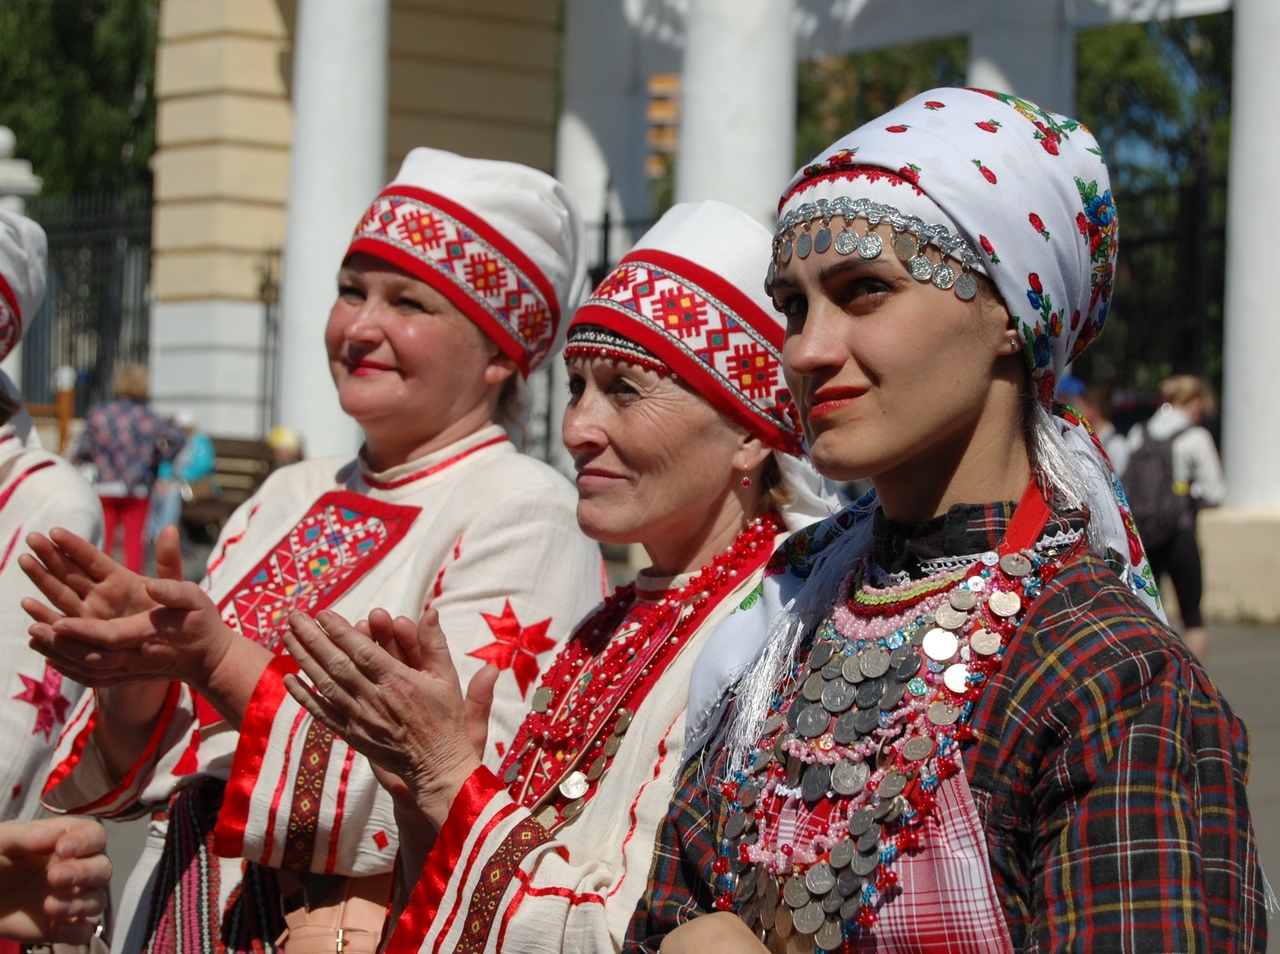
674,0 -> 797,226
547,0 -> 654,475
277,0 -> 389,459
967,0 -> 1075,115
1200,0 -> 1280,621
147,0 -> 293,438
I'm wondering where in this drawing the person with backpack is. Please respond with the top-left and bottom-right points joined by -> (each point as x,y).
1126,374 -> 1225,659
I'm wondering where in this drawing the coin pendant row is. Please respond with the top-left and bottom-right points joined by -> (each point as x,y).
716,547 -> 1050,946
771,217 -> 977,301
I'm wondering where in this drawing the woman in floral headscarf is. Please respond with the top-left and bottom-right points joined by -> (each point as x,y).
628,89 -> 1266,953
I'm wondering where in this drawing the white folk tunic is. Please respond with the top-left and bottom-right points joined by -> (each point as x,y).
43,426 -> 604,952
0,424 -> 102,821
385,537 -> 782,954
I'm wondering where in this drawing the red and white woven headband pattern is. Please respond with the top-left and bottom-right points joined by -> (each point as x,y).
573,250 -> 801,454
350,187 -> 558,375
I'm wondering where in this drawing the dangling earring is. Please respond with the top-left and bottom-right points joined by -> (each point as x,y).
741,473 -> 752,489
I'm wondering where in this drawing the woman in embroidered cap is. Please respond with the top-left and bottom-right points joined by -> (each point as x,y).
629,89 -> 1265,953
20,150 -> 605,952
277,200 -> 839,953
0,211 -> 109,947
0,211 -> 103,823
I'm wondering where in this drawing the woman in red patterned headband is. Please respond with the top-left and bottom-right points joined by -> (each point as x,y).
20,149 -> 605,952
633,89 -> 1264,953
279,200 -> 839,953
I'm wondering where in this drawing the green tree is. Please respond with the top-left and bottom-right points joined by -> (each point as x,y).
0,0 -> 159,197
795,38 -> 967,165
1072,12 -> 1232,392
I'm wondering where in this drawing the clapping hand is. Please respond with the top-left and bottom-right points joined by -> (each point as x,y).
0,817 -> 112,944
283,607 -> 498,829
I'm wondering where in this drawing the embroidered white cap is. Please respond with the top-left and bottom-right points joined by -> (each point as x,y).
567,200 -> 802,455
0,209 -> 48,362
346,148 -> 587,376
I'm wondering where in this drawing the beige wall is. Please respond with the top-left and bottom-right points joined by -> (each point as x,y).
386,0 -> 562,176
1200,511 -> 1280,624
150,0 -> 564,305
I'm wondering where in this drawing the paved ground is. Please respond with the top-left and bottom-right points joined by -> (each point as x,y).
100,623 -> 1280,942
1199,623 -> 1279,942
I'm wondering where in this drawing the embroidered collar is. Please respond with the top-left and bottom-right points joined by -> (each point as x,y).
870,501 -> 1086,579
356,426 -> 509,491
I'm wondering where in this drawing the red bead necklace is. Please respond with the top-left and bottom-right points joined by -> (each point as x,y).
500,511 -> 785,829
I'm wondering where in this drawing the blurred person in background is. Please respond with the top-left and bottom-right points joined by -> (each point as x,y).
73,363 -> 184,572
148,408 -> 217,545
1059,375 -> 1129,476
1127,374 -> 1224,659
267,424 -> 304,471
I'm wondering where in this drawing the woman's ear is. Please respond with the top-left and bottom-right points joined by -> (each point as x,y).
733,433 -> 773,475
483,353 -> 520,388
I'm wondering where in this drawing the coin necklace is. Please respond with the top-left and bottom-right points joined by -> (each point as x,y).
501,511 -> 783,830
714,482 -> 1067,949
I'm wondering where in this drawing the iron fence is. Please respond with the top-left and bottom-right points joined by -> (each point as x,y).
22,191 -> 152,414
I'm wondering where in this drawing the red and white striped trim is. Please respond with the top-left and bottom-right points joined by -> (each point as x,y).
349,186 -> 560,376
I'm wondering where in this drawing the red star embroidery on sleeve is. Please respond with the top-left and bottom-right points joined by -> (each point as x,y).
14,664 -> 71,740
467,601 -> 555,698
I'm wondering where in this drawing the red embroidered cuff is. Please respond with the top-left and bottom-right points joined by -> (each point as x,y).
212,655 -> 297,858
386,766 -> 507,954
42,681 -> 183,814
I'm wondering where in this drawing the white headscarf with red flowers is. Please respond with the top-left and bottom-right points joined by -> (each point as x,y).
773,87 -> 1161,615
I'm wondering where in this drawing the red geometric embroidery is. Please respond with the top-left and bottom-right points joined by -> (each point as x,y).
13,664 -> 70,740
217,491 -> 420,655
658,289 -> 709,337
442,238 -> 469,270
454,817 -> 551,954
352,192 -> 558,367
693,315 -> 732,362
515,302 -> 551,345
597,264 -> 638,299
398,209 -> 446,250
281,720 -> 334,871
731,343 -> 778,399
465,253 -> 506,293
467,601 -> 556,698
619,279 -> 655,314
583,258 -> 798,452
372,830 -> 390,850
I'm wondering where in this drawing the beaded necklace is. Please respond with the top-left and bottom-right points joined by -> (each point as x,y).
714,484 -> 1074,950
500,511 -> 784,831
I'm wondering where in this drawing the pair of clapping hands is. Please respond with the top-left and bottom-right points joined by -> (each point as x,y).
20,528 -> 761,951
21,526 -> 497,839
0,817 -> 111,945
